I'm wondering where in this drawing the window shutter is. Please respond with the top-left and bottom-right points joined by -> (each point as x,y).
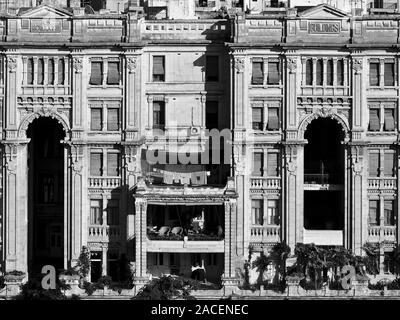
91,108 -> 102,131
384,200 -> 394,226
306,59 -> 313,85
316,59 -> 323,85
327,60 -> 334,85
369,62 -> 379,86
252,107 -> 263,130
90,200 -> 102,225
153,101 -> 165,129
252,61 -> 263,84
369,153 -> 379,177
369,200 -> 379,225
267,152 -> 279,176
153,56 -> 165,81
369,109 -> 380,131
267,107 -> 279,130
251,200 -> 263,225
384,108 -> 395,131
384,62 -> 395,86
253,153 -> 263,176
107,61 -> 120,85
58,59 -> 65,85
267,61 -> 280,85
337,59 -> 344,85
90,153 -> 102,176
384,153 -> 395,176
27,58 -> 34,85
107,153 -> 119,176
107,108 -> 119,131
37,58 -> 44,85
206,56 -> 219,81
48,59 -> 55,85
90,61 -> 103,85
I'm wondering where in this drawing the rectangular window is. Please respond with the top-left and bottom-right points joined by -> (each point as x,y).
384,152 -> 395,177
337,59 -> 344,86
153,56 -> 165,82
90,61 -> 103,85
206,56 -> 219,82
58,58 -> 65,85
27,58 -> 34,85
252,107 -> 263,130
369,109 -> 380,131
37,58 -> 44,85
90,153 -> 103,176
252,61 -> 263,85
267,107 -> 279,131
153,101 -> 165,130
384,108 -> 395,131
369,153 -> 380,177
206,101 -> 218,130
384,200 -> 395,226
369,200 -> 379,226
267,200 -> 279,225
316,59 -> 323,85
48,59 -> 55,85
253,152 -> 263,176
327,60 -> 334,86
107,153 -> 119,176
370,62 -> 380,86
91,108 -> 102,131
90,200 -> 103,225
384,252 -> 395,274
251,199 -> 263,225
107,200 -> 119,225
267,61 -> 280,85
305,59 -> 313,85
384,62 -> 395,86
107,61 -> 120,85
267,152 -> 279,177
107,108 -> 119,131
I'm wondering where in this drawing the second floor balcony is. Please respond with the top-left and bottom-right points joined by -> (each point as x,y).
250,225 -> 280,243
368,225 -> 396,243
88,225 -> 120,242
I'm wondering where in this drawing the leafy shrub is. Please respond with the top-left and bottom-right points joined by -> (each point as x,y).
0,275 -> 4,289
387,278 -> 400,290
76,246 -> 90,278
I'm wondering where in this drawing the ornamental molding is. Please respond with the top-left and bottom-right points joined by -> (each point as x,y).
73,57 -> 83,73
352,58 -> 363,74
7,56 -> 17,73
127,56 -> 138,73
234,57 -> 245,73
286,57 -> 297,73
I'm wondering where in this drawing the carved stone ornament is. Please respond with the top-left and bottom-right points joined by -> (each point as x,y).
73,57 -> 83,73
72,160 -> 83,173
234,57 -> 245,73
287,58 -> 297,73
352,158 -> 363,175
127,57 -> 137,73
6,159 -> 17,172
7,57 -> 17,73
352,58 -> 363,74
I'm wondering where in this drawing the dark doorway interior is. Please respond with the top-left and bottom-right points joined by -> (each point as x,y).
27,118 -> 65,275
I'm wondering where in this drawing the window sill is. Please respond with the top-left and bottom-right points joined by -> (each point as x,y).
250,84 -> 282,88
88,85 -> 123,89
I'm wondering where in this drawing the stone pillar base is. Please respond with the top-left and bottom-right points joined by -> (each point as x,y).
133,276 -> 149,294
222,277 -> 240,296
4,274 -> 26,297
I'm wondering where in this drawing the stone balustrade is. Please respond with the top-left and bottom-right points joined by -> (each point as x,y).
250,225 -> 281,243
88,177 -> 122,189
88,225 -> 120,242
368,226 -> 396,242
368,178 -> 397,190
250,177 -> 281,189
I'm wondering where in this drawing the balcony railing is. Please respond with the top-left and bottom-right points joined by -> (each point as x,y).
250,177 -> 281,189
304,174 -> 330,184
88,225 -> 120,242
88,177 -> 122,189
368,226 -> 396,242
250,225 -> 280,243
368,178 -> 397,189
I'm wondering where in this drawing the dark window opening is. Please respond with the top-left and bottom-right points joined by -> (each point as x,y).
267,61 -> 280,85
384,62 -> 395,86
370,62 -> 380,86
337,59 -> 344,86
206,56 -> 219,82
369,200 -> 379,226
153,101 -> 165,130
252,61 -> 263,85
316,59 -> 323,86
327,59 -> 334,86
90,61 -> 103,85
153,56 -> 165,82
206,101 -> 218,130
252,107 -> 263,130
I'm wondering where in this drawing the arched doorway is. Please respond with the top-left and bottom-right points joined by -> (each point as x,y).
304,117 -> 345,233
27,118 -> 65,275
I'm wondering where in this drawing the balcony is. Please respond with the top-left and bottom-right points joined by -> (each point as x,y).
250,225 -> 280,243
147,238 -> 224,253
368,178 -> 397,190
88,225 -> 120,242
88,177 -> 122,189
250,177 -> 281,189
368,226 -> 396,243
303,229 -> 343,246
304,173 -> 344,191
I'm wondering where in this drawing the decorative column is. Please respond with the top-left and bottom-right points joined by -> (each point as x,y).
351,55 -> 364,136
5,54 -> 18,139
71,53 -> 85,139
134,192 -> 147,287
285,54 -> 298,138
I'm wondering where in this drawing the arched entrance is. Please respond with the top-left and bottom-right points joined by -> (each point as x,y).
27,118 -> 66,274
303,117 -> 345,236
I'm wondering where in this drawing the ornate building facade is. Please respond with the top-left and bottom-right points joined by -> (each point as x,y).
0,0 -> 399,289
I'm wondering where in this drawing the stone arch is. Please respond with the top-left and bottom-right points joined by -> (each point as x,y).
298,109 -> 350,141
18,109 -> 70,139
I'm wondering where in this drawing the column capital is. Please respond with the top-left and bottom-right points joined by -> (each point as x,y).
72,57 -> 83,73
234,56 -> 245,73
126,56 -> 138,74
7,56 -> 17,73
286,57 -> 297,74
352,58 -> 363,74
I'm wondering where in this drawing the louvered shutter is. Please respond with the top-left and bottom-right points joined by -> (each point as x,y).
48,59 -> 55,85
384,152 -> 395,176
267,108 -> 279,131
306,59 -> 313,85
90,153 -> 102,176
91,108 -> 102,131
384,108 -> 395,131
252,107 -> 263,130
252,61 -> 263,84
107,61 -> 120,85
206,56 -> 219,81
153,56 -> 165,81
253,153 -> 263,176
384,62 -> 395,86
27,58 -> 34,85
327,60 -> 333,85
267,152 -> 279,176
268,61 -> 280,85
107,153 -> 119,176
370,62 -> 379,86
58,59 -> 65,85
369,153 -> 379,177
369,109 -> 380,131
316,59 -> 323,85
337,59 -> 344,85
90,61 -> 103,85
107,108 -> 119,131
37,58 -> 44,85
